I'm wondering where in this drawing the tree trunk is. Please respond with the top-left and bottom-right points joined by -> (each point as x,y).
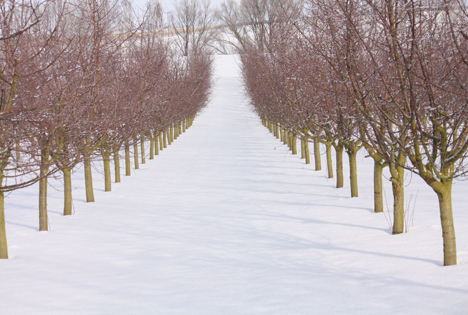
292,133 -> 297,154
433,179 -> 457,266
373,159 -> 385,213
39,147 -> 49,231
15,141 -> 20,164
125,142 -> 131,176
84,155 -> 95,202
390,151 -> 405,234
159,132 -> 164,151
114,150 -> 121,183
336,144 -> 344,188
102,151 -> 111,192
304,137 -> 310,164
0,175 -> 8,258
301,139 -> 305,159
348,145 -> 359,198
63,166 -> 72,215
154,133 -> 159,156
149,136 -> 154,160
140,136 -> 146,164
174,124 -> 178,139
163,129 -> 168,148
314,136 -> 322,171
183,120 -> 186,133
133,139 -> 139,170
169,126 -> 174,144
326,143 -> 334,178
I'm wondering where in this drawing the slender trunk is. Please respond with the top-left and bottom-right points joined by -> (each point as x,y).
183,120 -> 186,133
304,136 -> 310,164
0,174 -> 8,259
348,144 -> 358,198
292,132 -> 298,155
336,144 -> 344,188
159,132 -> 164,150
434,179 -> 457,266
133,139 -> 139,170
314,137 -> 322,171
149,136 -> 154,160
390,160 -> 405,234
15,141 -> 20,164
373,159 -> 385,213
163,130 -> 168,148
84,155 -> 95,202
275,123 -> 279,139
280,127 -> 284,143
102,151 -> 111,192
114,150 -> 121,183
169,126 -> 174,144
326,143 -> 333,178
125,142 -> 131,176
140,136 -> 146,164
301,139 -> 305,159
174,124 -> 178,139
39,147 -> 49,231
154,132 -> 159,156
63,166 -> 72,215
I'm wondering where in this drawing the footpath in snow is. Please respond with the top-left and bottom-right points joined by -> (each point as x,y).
1,54 -> 468,314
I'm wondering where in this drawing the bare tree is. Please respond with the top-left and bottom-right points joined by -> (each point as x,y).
170,0 -> 216,56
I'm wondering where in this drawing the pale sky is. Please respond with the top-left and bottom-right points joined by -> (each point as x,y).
131,0 -> 225,15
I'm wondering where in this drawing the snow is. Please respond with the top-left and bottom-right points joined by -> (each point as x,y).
1,54 -> 468,314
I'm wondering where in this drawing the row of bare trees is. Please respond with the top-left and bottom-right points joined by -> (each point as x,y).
221,0 -> 468,266
0,0 -> 213,259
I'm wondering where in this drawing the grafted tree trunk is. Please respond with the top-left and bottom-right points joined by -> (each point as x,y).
140,136 -> 146,164
102,151 -> 111,192
84,155 -> 95,202
149,136 -> 154,160
373,159 -> 386,213
169,125 -> 174,144
301,138 -> 305,159
0,173 -> 8,259
15,141 -> 20,164
303,132 -> 310,164
154,132 -> 159,156
335,144 -> 344,188
125,142 -> 131,176
347,143 -> 359,198
431,179 -> 457,266
292,132 -> 297,155
163,130 -> 168,148
62,166 -> 72,215
114,150 -> 121,183
39,147 -> 49,231
314,136 -> 322,171
326,142 -> 333,178
390,150 -> 406,234
133,138 -> 139,170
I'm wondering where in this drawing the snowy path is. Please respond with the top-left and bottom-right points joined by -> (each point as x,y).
1,54 -> 468,314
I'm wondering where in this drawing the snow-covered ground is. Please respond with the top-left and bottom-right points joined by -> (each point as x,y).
1,54 -> 468,314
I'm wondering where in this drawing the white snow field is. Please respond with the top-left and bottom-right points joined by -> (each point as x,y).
1,54 -> 468,314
